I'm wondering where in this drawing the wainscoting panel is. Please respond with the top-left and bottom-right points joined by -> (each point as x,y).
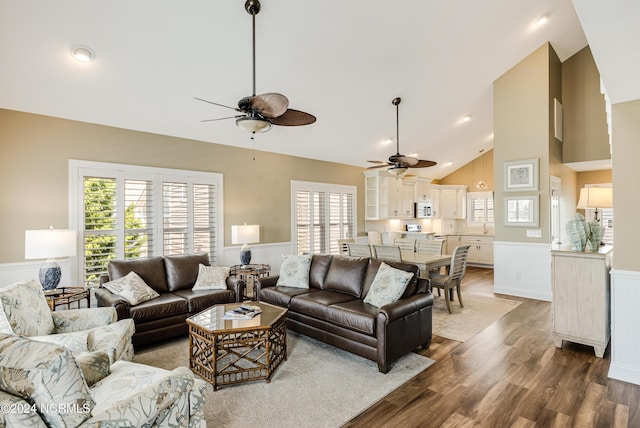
222,242 -> 294,275
0,260 -> 73,288
608,269 -> 640,385
493,241 -> 552,301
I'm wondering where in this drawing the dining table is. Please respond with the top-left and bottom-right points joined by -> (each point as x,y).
400,251 -> 452,277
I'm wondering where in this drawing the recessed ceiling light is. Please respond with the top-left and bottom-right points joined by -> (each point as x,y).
382,138 -> 393,145
534,13 -> 550,27
408,152 -> 418,158
460,115 -> 471,123
443,162 -> 453,167
70,45 -> 95,62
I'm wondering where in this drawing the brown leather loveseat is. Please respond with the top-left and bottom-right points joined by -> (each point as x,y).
96,253 -> 244,347
257,254 -> 433,373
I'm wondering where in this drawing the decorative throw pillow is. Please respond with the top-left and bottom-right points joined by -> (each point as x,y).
364,262 -> 414,308
102,271 -> 159,306
0,279 -> 54,336
276,254 -> 312,288
0,334 -> 94,427
76,351 -> 111,386
193,264 -> 230,290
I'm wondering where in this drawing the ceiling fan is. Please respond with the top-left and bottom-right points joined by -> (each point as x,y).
195,0 -> 316,133
367,97 -> 436,176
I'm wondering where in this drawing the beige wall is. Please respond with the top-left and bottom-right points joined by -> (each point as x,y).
0,109 -> 366,263
576,169 -> 612,188
611,100 -> 640,271
438,149 -> 494,190
493,43 -> 558,243
562,46 -> 611,163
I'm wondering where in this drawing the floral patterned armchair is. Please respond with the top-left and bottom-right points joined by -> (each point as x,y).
0,333 -> 207,427
0,279 -> 134,363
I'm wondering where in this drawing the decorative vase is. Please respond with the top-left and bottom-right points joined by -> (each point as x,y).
566,213 -> 588,251
588,222 -> 605,251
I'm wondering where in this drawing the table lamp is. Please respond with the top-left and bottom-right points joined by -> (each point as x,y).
231,224 -> 260,267
25,227 -> 77,290
576,187 -> 613,222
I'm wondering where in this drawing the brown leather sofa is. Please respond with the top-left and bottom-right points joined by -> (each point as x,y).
257,255 -> 433,373
96,253 -> 244,347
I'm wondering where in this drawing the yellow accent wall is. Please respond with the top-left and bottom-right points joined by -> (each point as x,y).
437,149 -> 494,191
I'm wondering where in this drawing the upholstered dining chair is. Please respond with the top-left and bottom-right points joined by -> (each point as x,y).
394,238 -> 417,252
367,231 -> 383,246
429,245 -> 471,314
347,242 -> 373,257
416,239 -> 445,254
372,245 -> 402,262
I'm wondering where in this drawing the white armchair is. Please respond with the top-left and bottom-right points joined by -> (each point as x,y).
0,333 -> 207,427
0,279 -> 134,362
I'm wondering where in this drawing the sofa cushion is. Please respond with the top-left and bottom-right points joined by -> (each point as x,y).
0,279 -> 54,337
276,254 -> 312,288
108,257 -> 169,293
129,294 -> 189,323
289,290 -> 356,320
76,351 -> 111,386
0,334 -> 94,427
309,254 -> 333,289
325,300 -> 379,335
323,256 -> 369,297
173,289 -> 236,314
103,271 -> 160,306
259,287 -> 319,308
192,264 -> 229,290
363,262 -> 414,308
165,253 -> 210,292
362,259 -> 419,298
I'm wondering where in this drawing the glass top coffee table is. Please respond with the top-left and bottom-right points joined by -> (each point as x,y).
186,301 -> 288,390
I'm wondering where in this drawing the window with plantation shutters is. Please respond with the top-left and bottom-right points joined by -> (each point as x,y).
70,160 -> 223,287
467,191 -> 494,227
292,181 -> 356,255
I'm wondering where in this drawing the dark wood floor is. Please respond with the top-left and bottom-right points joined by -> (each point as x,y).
345,266 -> 640,428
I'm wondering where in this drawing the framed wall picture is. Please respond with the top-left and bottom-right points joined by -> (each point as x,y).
504,158 -> 538,192
504,194 -> 539,227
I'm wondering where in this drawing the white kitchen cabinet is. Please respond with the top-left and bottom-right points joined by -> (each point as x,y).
363,170 -> 414,219
430,187 -> 440,218
415,178 -> 431,202
440,186 -> 467,219
446,235 -> 462,255
551,246 -> 612,358
461,236 -> 494,266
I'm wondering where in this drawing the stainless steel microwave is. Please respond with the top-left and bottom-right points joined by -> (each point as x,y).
414,201 -> 432,218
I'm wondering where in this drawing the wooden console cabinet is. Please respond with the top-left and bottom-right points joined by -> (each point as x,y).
551,246 -> 612,358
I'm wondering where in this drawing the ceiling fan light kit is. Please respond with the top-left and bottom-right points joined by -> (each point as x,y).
367,97 -> 437,176
196,0 -> 315,134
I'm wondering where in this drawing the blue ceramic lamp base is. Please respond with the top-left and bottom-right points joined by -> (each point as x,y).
39,259 -> 62,290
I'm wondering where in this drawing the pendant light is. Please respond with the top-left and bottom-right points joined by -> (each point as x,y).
476,149 -> 487,190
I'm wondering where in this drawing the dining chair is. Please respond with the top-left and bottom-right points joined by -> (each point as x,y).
367,231 -> 383,246
347,242 -> 372,257
416,239 -> 445,255
384,232 -> 402,245
394,238 -> 416,252
372,245 -> 402,262
337,238 -> 355,255
429,245 -> 471,314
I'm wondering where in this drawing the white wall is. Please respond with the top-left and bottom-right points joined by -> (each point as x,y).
608,269 -> 640,384
493,241 -> 552,301
0,259 -> 72,288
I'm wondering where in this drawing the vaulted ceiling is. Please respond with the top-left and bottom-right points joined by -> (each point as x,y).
0,1 -> 596,179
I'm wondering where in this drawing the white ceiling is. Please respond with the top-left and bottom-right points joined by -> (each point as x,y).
0,1 -> 591,179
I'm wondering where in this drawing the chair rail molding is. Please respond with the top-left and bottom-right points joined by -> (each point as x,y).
0,259 -> 72,288
609,268 -> 640,385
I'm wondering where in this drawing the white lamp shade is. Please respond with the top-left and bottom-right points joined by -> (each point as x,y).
577,187 -> 613,209
25,229 -> 77,260
231,224 -> 260,245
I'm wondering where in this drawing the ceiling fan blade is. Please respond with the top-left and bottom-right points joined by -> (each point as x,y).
194,97 -> 241,112
200,115 -> 246,123
250,93 -> 289,118
269,109 -> 317,126
396,156 -> 419,166
367,164 -> 389,169
367,160 -> 389,164
412,159 -> 438,168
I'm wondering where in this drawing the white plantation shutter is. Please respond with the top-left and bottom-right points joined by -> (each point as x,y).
467,191 -> 494,227
71,161 -> 223,287
292,181 -> 356,255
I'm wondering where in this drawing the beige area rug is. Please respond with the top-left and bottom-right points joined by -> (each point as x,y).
432,292 -> 521,342
135,331 -> 434,428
